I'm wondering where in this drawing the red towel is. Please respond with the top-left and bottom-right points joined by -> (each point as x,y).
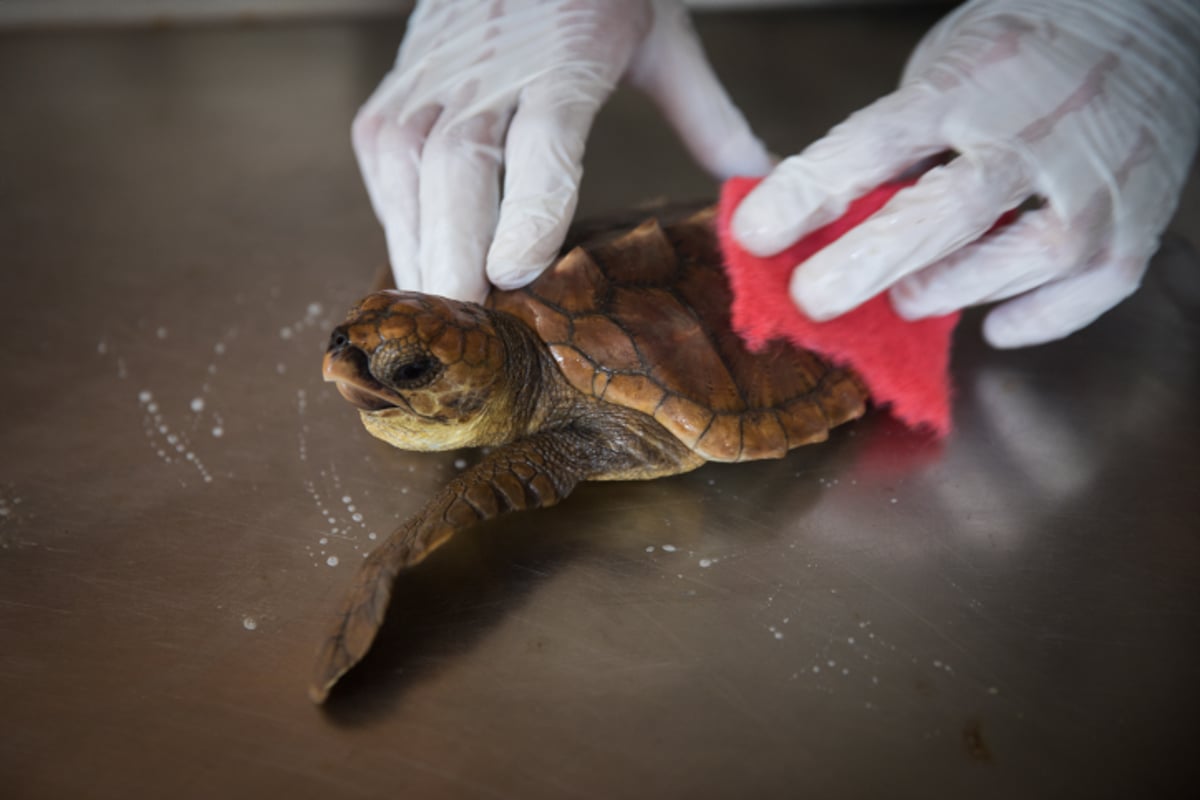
717,177 -> 958,437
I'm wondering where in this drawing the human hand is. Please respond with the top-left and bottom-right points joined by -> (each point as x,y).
354,0 -> 772,302
731,0 -> 1200,347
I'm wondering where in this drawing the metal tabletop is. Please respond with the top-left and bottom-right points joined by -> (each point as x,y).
2,7 -> 1198,799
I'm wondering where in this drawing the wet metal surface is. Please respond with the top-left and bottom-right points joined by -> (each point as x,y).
2,9 -> 1199,799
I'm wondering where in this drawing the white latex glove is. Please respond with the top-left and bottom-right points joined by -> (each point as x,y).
731,0 -> 1200,348
354,0 -> 772,302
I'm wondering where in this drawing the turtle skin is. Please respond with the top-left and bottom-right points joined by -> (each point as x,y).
312,206 -> 868,702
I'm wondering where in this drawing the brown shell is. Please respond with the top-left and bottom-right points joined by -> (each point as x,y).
488,208 -> 867,462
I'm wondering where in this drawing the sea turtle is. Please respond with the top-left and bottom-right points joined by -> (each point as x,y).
313,206 -> 868,702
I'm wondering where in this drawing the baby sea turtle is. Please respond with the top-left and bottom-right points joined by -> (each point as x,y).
313,206 -> 868,702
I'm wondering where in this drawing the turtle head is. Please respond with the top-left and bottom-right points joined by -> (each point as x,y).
323,290 -> 518,451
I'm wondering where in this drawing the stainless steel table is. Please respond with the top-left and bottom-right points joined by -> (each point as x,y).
2,8 -> 1198,799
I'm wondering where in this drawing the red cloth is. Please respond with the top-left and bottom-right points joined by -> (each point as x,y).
717,177 -> 958,437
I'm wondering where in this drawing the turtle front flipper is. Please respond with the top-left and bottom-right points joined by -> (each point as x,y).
310,433 -> 589,704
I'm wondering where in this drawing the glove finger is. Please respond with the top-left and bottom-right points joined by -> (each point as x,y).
417,109 -> 508,303
352,67 -> 421,215
354,103 -> 441,291
889,209 -> 1095,319
486,80 -> 606,289
628,1 -> 771,179
983,250 -> 1150,349
789,146 -> 1034,321
731,84 -> 947,257
351,69 -> 402,195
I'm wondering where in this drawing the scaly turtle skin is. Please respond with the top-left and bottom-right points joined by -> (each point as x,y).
313,206 -> 868,702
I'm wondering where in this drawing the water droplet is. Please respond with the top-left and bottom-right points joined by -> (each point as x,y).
211,426 -> 224,438
326,555 -> 339,567
453,458 -> 467,470
662,544 -> 677,553
279,328 -> 293,340
242,617 -> 257,631
138,390 -> 152,403
699,558 -> 713,568
190,397 -> 205,413
214,342 -> 226,355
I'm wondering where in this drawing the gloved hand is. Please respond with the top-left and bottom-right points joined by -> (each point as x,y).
354,0 -> 772,303
731,0 -> 1200,348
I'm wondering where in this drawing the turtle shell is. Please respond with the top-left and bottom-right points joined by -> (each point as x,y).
487,208 -> 867,462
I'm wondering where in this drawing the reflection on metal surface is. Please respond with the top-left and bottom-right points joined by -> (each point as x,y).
973,367 -> 1097,500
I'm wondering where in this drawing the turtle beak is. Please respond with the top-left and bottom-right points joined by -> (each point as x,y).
323,338 -> 399,412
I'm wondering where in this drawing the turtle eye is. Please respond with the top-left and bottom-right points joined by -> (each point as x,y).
328,328 -> 351,352
388,355 -> 440,389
